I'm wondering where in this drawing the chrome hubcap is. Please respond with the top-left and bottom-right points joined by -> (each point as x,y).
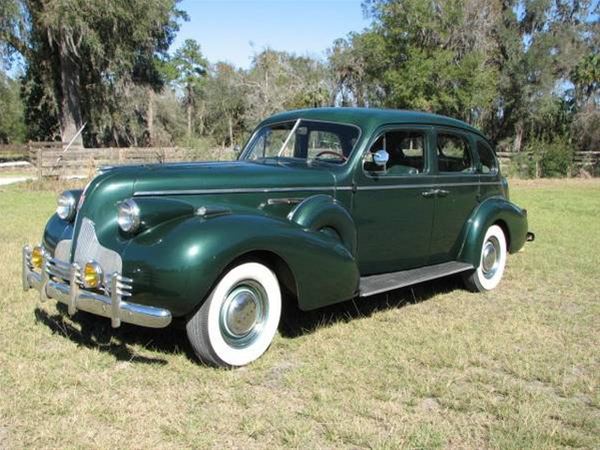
220,281 -> 268,348
481,237 -> 500,279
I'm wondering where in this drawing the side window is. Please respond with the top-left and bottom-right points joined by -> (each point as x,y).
476,140 -> 498,174
437,133 -> 474,173
365,130 -> 425,175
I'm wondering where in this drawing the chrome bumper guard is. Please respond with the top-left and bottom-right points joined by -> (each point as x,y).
22,245 -> 172,328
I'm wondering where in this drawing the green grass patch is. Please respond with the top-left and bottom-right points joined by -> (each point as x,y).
0,179 -> 599,448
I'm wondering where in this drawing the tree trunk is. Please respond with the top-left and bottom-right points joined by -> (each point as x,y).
58,36 -> 83,148
147,88 -> 155,146
186,84 -> 193,139
513,122 -> 524,152
197,102 -> 205,136
187,102 -> 192,139
228,115 -> 233,147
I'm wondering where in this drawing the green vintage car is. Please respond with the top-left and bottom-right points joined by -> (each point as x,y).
23,108 -> 533,367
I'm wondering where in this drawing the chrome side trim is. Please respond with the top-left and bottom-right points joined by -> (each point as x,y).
134,186 -> 335,196
195,206 -> 232,218
22,245 -> 171,329
134,181 -> 501,197
354,181 -> 502,191
266,197 -> 304,206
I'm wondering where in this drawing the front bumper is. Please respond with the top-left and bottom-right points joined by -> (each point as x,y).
22,245 -> 172,328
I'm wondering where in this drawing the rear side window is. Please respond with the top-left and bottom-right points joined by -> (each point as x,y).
477,140 -> 498,174
437,133 -> 473,173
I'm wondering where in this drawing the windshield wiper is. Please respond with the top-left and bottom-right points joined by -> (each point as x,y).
277,119 -> 301,157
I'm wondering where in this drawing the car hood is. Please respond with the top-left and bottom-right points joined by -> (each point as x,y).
62,159 -> 339,265
129,160 -> 337,195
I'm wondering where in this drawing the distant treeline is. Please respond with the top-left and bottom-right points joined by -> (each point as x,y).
0,0 -> 598,175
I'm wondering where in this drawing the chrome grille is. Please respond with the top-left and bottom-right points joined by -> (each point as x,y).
73,217 -> 122,283
54,239 -> 72,261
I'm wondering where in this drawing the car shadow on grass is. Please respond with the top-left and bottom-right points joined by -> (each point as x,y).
33,304 -> 192,365
33,274 -> 465,365
279,274 -> 464,338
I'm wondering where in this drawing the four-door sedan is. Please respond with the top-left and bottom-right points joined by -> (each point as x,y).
22,108 -> 533,367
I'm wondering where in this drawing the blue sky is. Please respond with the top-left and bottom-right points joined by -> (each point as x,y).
172,0 -> 371,68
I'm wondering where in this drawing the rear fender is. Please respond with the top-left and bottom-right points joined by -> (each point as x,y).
458,196 -> 528,267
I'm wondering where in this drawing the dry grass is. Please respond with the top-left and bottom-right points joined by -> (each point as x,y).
0,179 -> 598,449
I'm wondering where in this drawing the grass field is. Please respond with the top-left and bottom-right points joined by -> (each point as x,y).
0,179 -> 598,449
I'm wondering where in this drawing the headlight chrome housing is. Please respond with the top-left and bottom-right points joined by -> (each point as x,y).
56,191 -> 77,221
118,199 -> 141,233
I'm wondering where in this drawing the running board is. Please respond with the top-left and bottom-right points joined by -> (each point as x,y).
359,261 -> 474,297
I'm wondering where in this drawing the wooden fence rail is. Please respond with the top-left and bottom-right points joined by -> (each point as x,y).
27,143 -> 233,178
496,151 -> 600,177
4,141 -> 599,178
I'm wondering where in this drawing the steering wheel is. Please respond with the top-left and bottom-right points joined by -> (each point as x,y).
314,150 -> 347,162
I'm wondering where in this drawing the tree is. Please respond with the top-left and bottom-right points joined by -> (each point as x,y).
0,70 -> 26,143
170,39 -> 208,139
0,0 -> 184,147
203,62 -> 246,147
358,0 -> 499,124
243,49 -> 332,127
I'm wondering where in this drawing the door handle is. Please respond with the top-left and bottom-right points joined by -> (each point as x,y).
421,189 -> 437,198
436,189 -> 450,197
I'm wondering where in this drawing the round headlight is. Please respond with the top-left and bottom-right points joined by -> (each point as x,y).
56,191 -> 77,221
118,199 -> 141,233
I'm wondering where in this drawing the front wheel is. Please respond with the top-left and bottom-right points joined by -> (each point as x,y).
463,224 -> 507,292
186,262 -> 282,367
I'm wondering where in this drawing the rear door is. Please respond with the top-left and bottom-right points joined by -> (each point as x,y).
428,128 -> 480,264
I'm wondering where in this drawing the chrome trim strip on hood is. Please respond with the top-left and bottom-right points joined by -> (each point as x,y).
133,186 -> 336,197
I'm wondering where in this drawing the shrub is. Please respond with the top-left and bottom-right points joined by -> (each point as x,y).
522,136 -> 574,178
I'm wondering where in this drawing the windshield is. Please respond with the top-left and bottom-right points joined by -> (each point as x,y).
241,119 -> 360,164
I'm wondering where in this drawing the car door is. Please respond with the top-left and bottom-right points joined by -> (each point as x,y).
352,126 -> 436,275
428,128 -> 480,264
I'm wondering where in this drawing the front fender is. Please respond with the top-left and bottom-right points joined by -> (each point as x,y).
121,212 -> 360,317
458,196 -> 528,267
42,214 -> 74,255
288,194 -> 357,256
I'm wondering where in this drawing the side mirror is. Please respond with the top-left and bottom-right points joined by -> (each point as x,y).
233,144 -> 241,159
372,149 -> 389,170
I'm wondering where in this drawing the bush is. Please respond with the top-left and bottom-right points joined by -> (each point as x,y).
522,137 -> 574,178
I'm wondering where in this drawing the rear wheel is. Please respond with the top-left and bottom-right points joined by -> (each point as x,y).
186,262 -> 282,367
464,224 -> 507,292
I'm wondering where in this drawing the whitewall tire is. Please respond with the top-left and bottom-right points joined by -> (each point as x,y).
464,224 -> 507,292
186,262 -> 282,367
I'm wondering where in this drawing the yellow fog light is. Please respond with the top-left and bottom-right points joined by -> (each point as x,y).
83,261 -> 103,289
31,246 -> 45,269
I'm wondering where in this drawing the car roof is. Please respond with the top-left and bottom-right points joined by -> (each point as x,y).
261,107 -> 488,141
